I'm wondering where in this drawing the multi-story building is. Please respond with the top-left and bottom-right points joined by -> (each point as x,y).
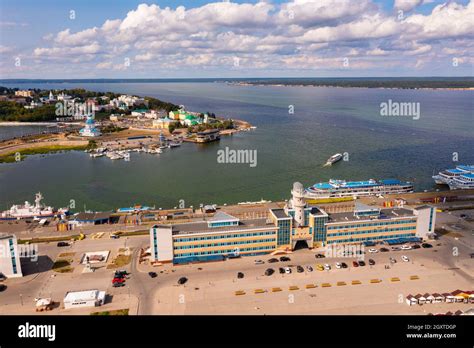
15,90 -> 34,97
149,182 -> 435,264
0,234 -> 23,278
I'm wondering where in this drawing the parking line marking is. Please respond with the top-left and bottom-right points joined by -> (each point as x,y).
272,287 -> 282,292
321,283 -> 331,288
235,290 -> 246,296
390,277 -> 400,282
337,281 -> 347,286
305,284 -> 316,289
289,286 -> 299,291
410,275 -> 420,280
351,280 -> 361,285
370,279 -> 382,283
254,289 -> 265,294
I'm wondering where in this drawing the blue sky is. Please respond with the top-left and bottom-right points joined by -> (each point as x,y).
0,0 -> 472,78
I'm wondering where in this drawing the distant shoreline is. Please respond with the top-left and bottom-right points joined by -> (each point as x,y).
228,83 -> 474,90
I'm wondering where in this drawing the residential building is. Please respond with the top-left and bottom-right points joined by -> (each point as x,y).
15,90 -> 34,97
0,234 -> 23,278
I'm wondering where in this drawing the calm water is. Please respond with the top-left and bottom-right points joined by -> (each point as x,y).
0,82 -> 473,211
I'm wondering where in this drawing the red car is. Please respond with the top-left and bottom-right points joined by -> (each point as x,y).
352,261 -> 359,267
112,277 -> 125,284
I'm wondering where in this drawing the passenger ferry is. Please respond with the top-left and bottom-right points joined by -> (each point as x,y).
305,178 -> 414,198
448,173 -> 474,190
432,164 -> 474,186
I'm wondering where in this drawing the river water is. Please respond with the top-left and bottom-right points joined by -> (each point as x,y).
0,82 -> 472,211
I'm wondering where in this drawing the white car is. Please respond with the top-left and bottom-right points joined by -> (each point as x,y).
368,248 -> 378,253
284,267 -> 291,274
401,245 -> 412,250
335,262 -> 342,269
254,260 -> 264,265
402,255 -> 410,262
324,264 -> 331,270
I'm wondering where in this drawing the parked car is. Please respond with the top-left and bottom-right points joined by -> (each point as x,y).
316,264 -> 324,271
324,264 -> 331,271
341,262 -> 348,269
401,245 -> 412,250
389,257 -> 397,264
352,261 -> 359,267
412,244 -> 421,249
148,272 -> 157,278
315,253 -> 326,258
391,246 -> 401,251
237,272 -> 244,279
57,242 -> 69,247
358,260 -> 366,267
402,255 -> 410,262
306,265 -> 313,272
379,248 -> 389,252
422,243 -> 433,248
178,277 -> 188,285
113,282 -> 125,288
296,266 -> 304,273
268,258 -> 279,263
280,256 -> 291,262
265,268 -> 274,276
279,267 -> 285,274
284,267 -> 292,274
0,284 -> 6,292
368,248 -> 378,253
254,260 -> 265,265
112,277 -> 125,284
335,262 -> 342,269
368,259 -> 375,266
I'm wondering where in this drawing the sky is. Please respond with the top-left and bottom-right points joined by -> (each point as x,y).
0,0 -> 473,78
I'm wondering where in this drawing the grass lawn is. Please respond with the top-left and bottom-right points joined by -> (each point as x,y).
0,144 -> 90,163
91,308 -> 129,316
52,258 -> 74,273
107,253 -> 132,269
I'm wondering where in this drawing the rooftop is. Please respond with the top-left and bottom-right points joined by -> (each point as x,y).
270,208 -> 290,219
209,211 -> 239,223
171,218 -> 274,236
74,212 -> 112,221
63,290 -> 101,302
327,208 -> 415,223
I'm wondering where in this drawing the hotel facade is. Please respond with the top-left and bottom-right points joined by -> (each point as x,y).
150,182 -> 435,264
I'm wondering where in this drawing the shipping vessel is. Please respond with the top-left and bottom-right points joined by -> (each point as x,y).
1,192 -> 69,220
432,164 -> 474,186
305,178 -> 414,198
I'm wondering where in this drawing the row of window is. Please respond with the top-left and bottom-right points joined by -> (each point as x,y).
174,238 -> 275,250
327,233 -> 415,243
328,226 -> 416,237
176,245 -> 274,257
174,230 -> 276,243
327,219 -> 416,230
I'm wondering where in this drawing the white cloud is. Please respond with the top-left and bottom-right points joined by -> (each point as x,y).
7,0 -> 473,77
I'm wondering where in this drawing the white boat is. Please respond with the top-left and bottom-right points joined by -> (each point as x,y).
1,192 -> 69,220
156,148 -> 163,154
324,153 -> 343,166
90,153 -> 104,158
448,173 -> 474,190
169,142 -> 181,148
305,178 -> 414,199
433,164 -> 474,186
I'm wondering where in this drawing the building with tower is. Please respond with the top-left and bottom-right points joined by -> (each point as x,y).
79,115 -> 101,137
149,182 -> 435,264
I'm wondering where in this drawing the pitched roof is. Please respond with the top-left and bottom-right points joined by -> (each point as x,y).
209,211 -> 239,222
